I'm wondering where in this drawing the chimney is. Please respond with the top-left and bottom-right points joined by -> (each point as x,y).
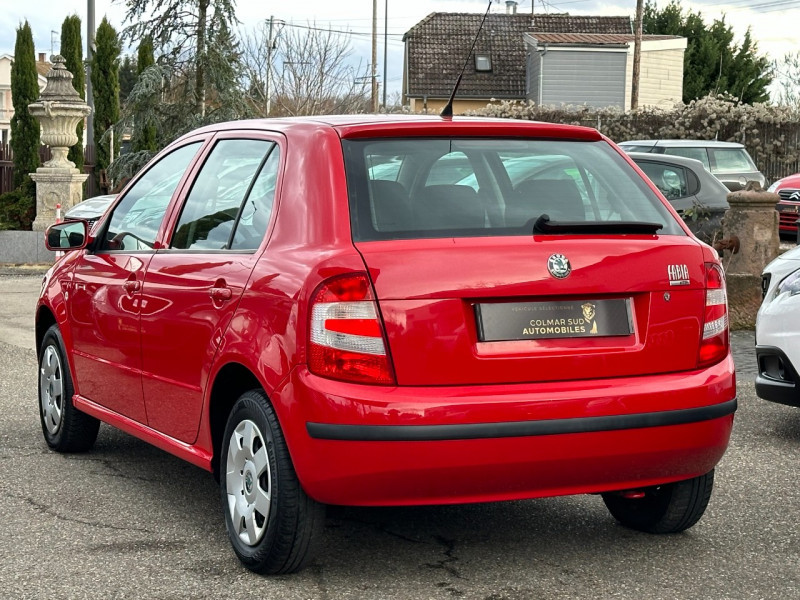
506,1 -> 517,14
39,53 -> 46,62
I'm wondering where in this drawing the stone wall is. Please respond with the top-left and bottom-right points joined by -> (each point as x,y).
0,231 -> 55,264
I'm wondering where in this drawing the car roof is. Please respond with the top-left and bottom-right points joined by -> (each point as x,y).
620,139 -> 745,149
181,115 -> 604,143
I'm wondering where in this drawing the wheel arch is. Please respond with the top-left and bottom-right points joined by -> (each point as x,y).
35,305 -> 58,354
207,361 -> 264,480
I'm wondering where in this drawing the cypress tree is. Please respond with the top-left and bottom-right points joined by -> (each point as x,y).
10,21 -> 41,188
90,18 -> 121,188
132,36 -> 157,153
61,15 -> 85,172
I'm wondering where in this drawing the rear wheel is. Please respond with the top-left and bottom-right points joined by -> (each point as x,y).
602,470 -> 714,534
220,389 -> 325,574
38,324 -> 100,452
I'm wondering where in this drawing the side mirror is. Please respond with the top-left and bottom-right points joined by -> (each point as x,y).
45,220 -> 89,251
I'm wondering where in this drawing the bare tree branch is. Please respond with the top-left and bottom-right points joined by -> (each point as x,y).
241,22 -> 371,117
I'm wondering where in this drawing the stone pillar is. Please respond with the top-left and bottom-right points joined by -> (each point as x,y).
722,184 -> 780,329
27,55 -> 92,231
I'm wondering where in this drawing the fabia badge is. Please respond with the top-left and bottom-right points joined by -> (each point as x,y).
547,253 -> 571,279
668,264 -> 690,286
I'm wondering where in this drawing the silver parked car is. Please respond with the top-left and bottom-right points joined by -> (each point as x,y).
619,139 -> 766,192
628,152 -> 730,245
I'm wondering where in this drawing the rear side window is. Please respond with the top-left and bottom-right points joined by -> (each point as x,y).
171,139 -> 277,250
662,147 -> 710,169
343,138 -> 684,241
710,148 -> 757,173
636,161 -> 689,200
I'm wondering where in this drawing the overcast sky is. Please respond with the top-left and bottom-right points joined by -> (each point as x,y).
1,0 -> 797,97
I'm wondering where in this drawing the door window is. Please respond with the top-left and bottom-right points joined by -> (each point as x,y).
230,145 -> 280,250
100,142 -> 202,251
171,139 -> 276,250
662,147 -> 710,169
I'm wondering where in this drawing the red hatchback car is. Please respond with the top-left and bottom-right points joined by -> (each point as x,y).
38,116 -> 736,574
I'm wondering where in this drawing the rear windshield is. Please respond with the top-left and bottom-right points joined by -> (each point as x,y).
342,138 -> 684,241
710,148 -> 758,173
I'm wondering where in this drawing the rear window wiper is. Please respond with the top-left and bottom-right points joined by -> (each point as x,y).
532,214 -> 663,235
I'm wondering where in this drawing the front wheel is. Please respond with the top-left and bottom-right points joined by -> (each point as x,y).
602,470 -> 715,534
38,324 -> 100,452
220,389 -> 325,574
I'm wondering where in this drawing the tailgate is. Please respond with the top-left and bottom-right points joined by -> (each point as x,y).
357,236 -> 707,386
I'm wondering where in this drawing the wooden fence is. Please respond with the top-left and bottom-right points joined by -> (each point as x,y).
0,143 -> 98,197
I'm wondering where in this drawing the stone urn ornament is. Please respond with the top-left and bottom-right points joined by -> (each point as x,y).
28,54 -> 92,170
28,55 -> 92,231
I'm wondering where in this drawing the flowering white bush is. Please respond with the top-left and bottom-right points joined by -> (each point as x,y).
468,94 -> 800,181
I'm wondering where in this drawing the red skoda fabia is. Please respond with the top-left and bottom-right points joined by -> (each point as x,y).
37,116 -> 736,574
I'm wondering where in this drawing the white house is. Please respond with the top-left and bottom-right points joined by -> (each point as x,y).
0,53 -> 50,146
524,33 -> 687,109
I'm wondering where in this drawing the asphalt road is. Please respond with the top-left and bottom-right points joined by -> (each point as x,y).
1,272 -> 798,599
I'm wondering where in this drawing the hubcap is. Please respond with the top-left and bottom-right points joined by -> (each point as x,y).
39,345 -> 64,435
225,419 -> 272,546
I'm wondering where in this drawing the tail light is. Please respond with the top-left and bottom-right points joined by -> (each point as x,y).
698,262 -> 729,368
308,273 -> 395,385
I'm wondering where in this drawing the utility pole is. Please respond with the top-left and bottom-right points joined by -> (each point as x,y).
86,0 -> 95,151
382,0 -> 388,111
265,15 -> 275,117
372,0 -> 378,113
632,0 -> 643,110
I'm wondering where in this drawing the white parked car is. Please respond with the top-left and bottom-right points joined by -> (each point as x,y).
64,194 -> 116,225
756,246 -> 800,406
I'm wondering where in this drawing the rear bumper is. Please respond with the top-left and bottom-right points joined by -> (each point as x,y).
274,356 -> 736,506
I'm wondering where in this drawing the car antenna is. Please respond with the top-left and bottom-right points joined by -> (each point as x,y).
440,0 -> 493,118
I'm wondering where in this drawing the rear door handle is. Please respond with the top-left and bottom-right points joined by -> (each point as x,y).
209,287 -> 233,301
123,280 -> 141,294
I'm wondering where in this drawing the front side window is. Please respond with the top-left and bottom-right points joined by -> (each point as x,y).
344,138 -> 684,241
100,142 -> 202,251
171,139 -> 276,250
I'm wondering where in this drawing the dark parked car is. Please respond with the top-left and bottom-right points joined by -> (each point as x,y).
628,152 -> 730,244
38,116 -> 735,574
619,139 -> 766,192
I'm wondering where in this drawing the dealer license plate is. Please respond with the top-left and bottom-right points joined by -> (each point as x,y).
475,298 -> 633,341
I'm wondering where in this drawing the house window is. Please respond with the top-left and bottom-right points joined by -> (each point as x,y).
475,54 -> 492,72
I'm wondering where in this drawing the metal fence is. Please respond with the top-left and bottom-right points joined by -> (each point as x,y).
0,144 -> 98,197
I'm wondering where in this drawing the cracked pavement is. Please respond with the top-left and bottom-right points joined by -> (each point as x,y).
1,273 -> 799,599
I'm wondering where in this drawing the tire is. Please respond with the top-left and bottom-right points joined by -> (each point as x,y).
38,324 -> 100,452
220,389 -> 325,574
602,470 -> 714,534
